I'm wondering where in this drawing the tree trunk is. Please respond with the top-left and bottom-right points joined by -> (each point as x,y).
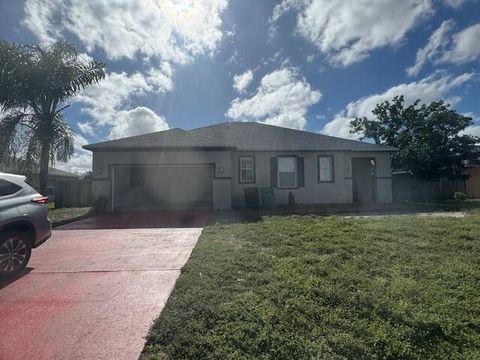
39,141 -> 50,195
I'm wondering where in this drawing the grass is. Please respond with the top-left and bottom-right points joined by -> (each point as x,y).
48,205 -> 91,225
142,210 -> 480,360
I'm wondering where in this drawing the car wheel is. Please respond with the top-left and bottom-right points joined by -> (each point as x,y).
0,231 -> 32,277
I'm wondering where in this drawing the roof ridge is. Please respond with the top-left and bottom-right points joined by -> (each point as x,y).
184,128 -> 236,147
192,121 -> 395,150
190,121 -> 234,131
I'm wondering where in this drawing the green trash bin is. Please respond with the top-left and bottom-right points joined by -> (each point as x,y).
261,187 -> 275,209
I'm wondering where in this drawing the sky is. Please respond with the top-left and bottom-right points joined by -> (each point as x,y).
0,0 -> 479,173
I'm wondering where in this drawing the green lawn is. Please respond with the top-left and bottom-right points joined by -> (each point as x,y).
142,211 -> 480,360
48,205 -> 91,225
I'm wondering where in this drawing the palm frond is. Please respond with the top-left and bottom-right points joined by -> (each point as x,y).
0,41 -> 34,110
51,113 -> 74,163
0,40 -> 105,178
23,131 -> 41,173
0,111 -> 27,165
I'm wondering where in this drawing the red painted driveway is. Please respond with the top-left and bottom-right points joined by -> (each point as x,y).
0,222 -> 202,360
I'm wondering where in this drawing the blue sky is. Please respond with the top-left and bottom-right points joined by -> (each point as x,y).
1,0 -> 479,172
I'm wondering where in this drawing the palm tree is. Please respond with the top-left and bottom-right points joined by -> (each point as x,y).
0,41 -> 105,194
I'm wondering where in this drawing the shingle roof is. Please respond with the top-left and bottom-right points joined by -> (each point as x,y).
190,122 -> 396,152
83,128 -> 236,150
84,122 -> 396,152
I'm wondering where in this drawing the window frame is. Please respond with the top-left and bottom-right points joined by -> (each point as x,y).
318,155 -> 335,183
239,156 -> 255,183
277,155 -> 298,189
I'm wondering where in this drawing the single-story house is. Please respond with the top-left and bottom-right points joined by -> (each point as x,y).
0,161 -> 79,197
30,168 -> 80,197
83,122 -> 396,210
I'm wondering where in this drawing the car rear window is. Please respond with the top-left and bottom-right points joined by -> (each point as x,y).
0,179 -> 22,196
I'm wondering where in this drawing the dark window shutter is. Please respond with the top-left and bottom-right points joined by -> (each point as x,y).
297,157 -> 305,187
270,157 -> 277,188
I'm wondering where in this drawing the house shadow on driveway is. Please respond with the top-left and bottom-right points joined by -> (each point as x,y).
56,210 -> 211,229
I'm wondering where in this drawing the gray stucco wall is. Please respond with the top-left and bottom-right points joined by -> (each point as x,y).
89,148 -> 393,210
230,150 -> 392,207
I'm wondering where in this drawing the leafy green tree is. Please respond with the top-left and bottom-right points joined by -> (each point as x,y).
0,41 -> 105,193
350,96 -> 479,180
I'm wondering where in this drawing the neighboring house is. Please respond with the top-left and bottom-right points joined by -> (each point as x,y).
0,162 -> 80,197
83,122 -> 396,210
29,168 -> 80,197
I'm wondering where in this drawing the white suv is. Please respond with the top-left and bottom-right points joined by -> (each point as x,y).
0,172 -> 52,277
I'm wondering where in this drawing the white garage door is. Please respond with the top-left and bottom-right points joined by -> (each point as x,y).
112,165 -> 213,210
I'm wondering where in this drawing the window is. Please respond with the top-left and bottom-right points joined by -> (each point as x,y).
239,157 -> 254,183
0,180 -> 22,196
318,156 -> 334,182
277,156 -> 297,188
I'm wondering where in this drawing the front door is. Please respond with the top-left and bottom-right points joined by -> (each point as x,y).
352,158 -> 376,203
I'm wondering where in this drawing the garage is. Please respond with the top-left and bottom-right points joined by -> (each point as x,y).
112,165 -> 213,210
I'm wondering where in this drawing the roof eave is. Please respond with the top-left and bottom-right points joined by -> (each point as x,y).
82,145 -> 236,152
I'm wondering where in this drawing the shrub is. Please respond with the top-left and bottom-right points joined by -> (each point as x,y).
288,191 -> 295,207
453,192 -> 467,201
91,195 -> 109,214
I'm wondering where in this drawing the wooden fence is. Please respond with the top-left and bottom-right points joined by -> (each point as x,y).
465,167 -> 480,198
392,173 -> 466,202
55,179 -> 92,208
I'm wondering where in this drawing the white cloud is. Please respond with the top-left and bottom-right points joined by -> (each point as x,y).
146,62 -> 174,91
463,125 -> 480,137
227,68 -> 321,130
109,107 -> 169,139
407,20 -> 455,76
322,71 -> 475,138
233,70 -> 253,93
443,0 -> 477,8
56,152 -> 92,174
74,70 -> 171,136
322,116 -> 357,139
460,113 -> 480,138
346,71 -> 473,118
440,23 -> 480,64
72,133 -> 88,150
272,0 -> 433,67
57,111 -> 170,172
408,22 -> 480,76
23,0 -> 228,64
75,71 -> 152,125
23,0 -> 228,147
443,0 -> 463,7
78,121 -> 95,136
56,133 -> 91,174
